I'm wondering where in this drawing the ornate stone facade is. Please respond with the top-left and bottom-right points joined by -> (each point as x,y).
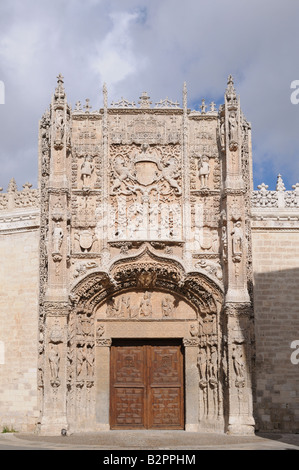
0,75 -> 298,435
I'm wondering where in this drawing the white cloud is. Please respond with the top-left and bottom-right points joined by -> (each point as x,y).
0,0 -> 299,191
90,10 -> 148,98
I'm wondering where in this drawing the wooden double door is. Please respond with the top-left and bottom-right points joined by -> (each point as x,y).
110,339 -> 184,429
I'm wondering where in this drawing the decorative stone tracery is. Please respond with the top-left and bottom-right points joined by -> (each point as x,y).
34,74 -> 256,435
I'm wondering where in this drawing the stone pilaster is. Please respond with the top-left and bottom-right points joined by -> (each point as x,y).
183,338 -> 200,431
225,303 -> 255,435
40,302 -> 70,435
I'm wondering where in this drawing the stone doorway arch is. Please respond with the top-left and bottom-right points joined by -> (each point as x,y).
65,249 -> 226,433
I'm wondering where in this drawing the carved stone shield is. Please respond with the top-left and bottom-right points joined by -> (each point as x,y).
79,230 -> 93,250
134,161 -> 159,186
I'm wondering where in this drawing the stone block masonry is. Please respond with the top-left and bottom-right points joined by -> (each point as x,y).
252,227 -> 299,432
0,206 -> 40,432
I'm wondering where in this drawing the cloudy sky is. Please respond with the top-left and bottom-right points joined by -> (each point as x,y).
0,0 -> 299,191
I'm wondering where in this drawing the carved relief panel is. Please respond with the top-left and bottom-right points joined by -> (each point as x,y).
96,291 -> 196,320
108,143 -> 182,242
189,118 -> 220,192
71,117 -> 102,190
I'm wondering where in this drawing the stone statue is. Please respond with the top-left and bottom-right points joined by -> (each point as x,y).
77,347 -> 85,378
86,347 -> 94,378
161,296 -> 174,318
139,292 -> 152,317
231,220 -> 243,262
197,347 -> 207,381
49,345 -> 60,381
232,344 -> 245,385
198,156 -> 210,188
228,111 -> 238,147
52,222 -> 63,254
81,156 -> 94,187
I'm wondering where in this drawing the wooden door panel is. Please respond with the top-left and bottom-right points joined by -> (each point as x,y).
110,344 -> 146,429
149,345 -> 182,386
113,388 -> 145,428
110,340 -> 184,430
148,344 -> 184,429
150,387 -> 183,428
113,345 -> 145,386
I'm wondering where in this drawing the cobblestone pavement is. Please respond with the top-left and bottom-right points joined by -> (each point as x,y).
0,431 -> 299,450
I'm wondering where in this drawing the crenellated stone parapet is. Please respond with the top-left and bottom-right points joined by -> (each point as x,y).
251,175 -> 299,230
0,179 -> 40,234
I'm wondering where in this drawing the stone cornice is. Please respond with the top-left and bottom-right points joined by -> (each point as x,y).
0,209 -> 40,234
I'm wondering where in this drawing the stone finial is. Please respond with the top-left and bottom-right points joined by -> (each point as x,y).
83,99 -> 92,113
209,101 -> 217,113
75,101 -> 82,112
227,74 -> 234,86
183,82 -> 187,112
276,174 -> 285,192
292,183 -> 299,193
103,83 -> 108,109
200,99 -> 207,114
54,73 -> 65,102
225,74 -> 237,105
7,178 -> 17,193
138,91 -> 152,108
257,182 -> 269,192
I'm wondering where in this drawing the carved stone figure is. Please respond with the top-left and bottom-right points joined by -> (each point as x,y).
106,297 -> 120,318
209,346 -> 218,380
160,157 -> 181,194
232,344 -> 245,387
197,347 -> 207,382
77,347 -> 85,379
198,156 -> 210,188
139,292 -> 152,317
231,220 -> 243,262
52,222 -> 63,254
228,111 -> 238,149
137,271 -> 157,288
119,296 -> 131,317
86,347 -> 94,378
111,155 -> 135,193
161,295 -> 174,318
81,156 -> 94,188
190,323 -> 199,337
54,111 -> 64,148
49,345 -> 60,383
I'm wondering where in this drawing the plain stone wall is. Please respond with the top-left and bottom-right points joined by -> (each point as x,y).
0,228 -> 40,432
252,230 -> 299,432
